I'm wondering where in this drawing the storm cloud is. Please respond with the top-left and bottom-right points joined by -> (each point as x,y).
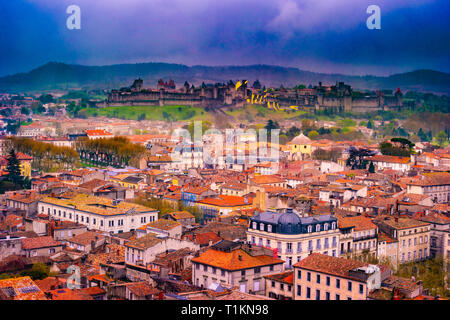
0,0 -> 449,76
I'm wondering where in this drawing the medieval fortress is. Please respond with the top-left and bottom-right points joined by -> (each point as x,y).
101,78 -> 403,113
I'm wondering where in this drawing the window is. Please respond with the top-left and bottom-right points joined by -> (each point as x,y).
221,270 -> 225,276
316,239 -> 321,250
266,239 -> 271,247
359,284 -> 364,294
297,242 -> 302,253
326,276 -> 330,286
297,270 -> 301,279
267,225 -> 272,232
297,285 -> 301,296
316,224 -> 321,232
324,223 -> 329,231
306,287 -> 311,299
336,294 -> 340,300
316,274 -> 321,284
252,222 -> 257,229
280,283 -> 284,290
324,238 -> 329,249
307,225 -> 312,233
271,281 -> 275,288
307,272 -> 311,281
331,222 -> 336,229
254,267 -> 261,274
260,223 -> 264,231
336,279 -> 340,289
348,281 -> 352,292
287,242 -> 293,254
308,240 -> 313,251
241,270 -> 245,276
212,267 -> 216,274
204,265 -> 207,271
270,265 -> 274,272
325,292 -> 330,300
316,289 -> 320,300
252,236 -> 255,245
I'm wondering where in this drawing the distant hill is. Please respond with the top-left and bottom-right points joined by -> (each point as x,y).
1,61 -> 449,94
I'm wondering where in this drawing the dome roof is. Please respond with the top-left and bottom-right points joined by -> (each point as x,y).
277,208 -> 301,234
291,133 -> 311,145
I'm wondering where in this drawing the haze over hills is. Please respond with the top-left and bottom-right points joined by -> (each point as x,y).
1,62 -> 449,95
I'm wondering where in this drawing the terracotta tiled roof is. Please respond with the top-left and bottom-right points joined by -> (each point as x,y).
184,232 -> 222,246
264,271 -> 294,285
198,195 -> 252,207
166,211 -> 195,220
366,155 -> 410,164
85,129 -> 113,136
125,232 -> 163,250
337,215 -> 378,232
0,276 -> 47,300
293,253 -> 367,281
67,231 -> 105,246
22,236 -> 61,250
191,248 -> 284,271
126,282 -> 159,297
144,219 -> 181,231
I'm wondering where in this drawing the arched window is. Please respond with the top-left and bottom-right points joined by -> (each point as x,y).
324,223 -> 329,231
331,222 -> 336,230
252,222 -> 257,229
268,225 -> 272,232
316,224 -> 321,232
307,225 -> 312,233
260,223 -> 264,231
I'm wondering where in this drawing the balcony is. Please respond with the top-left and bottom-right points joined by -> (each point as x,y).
353,234 -> 377,242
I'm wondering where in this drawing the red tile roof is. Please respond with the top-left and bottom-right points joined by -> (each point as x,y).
21,236 -> 61,250
293,253 -> 367,281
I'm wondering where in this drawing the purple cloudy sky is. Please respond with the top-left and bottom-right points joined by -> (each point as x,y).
0,0 -> 449,76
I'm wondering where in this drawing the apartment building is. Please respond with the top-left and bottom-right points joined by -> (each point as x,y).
337,215 -> 378,260
406,172 -> 450,204
247,208 -> 340,269
38,193 -> 158,234
264,271 -> 294,300
293,253 -> 383,300
191,240 -> 284,295
373,216 -> 431,265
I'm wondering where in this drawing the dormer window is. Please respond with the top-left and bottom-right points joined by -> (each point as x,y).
268,225 -> 272,232
324,223 -> 329,231
316,224 -> 321,232
260,223 -> 264,231
331,222 -> 336,230
252,222 -> 257,229
307,225 -> 312,233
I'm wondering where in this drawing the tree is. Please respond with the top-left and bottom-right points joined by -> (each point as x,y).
20,107 -> 30,115
346,147 -> 376,170
417,128 -> 428,142
368,161 -> 375,173
5,149 -> 25,188
308,130 -> 319,139
435,131 -> 448,148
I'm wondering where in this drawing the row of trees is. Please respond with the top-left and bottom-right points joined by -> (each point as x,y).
134,197 -> 203,222
75,136 -> 147,168
10,137 -> 80,172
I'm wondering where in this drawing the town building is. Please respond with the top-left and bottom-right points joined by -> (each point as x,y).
247,208 -> 340,269
191,240 -> 285,295
38,193 -> 158,234
293,253 -> 384,300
